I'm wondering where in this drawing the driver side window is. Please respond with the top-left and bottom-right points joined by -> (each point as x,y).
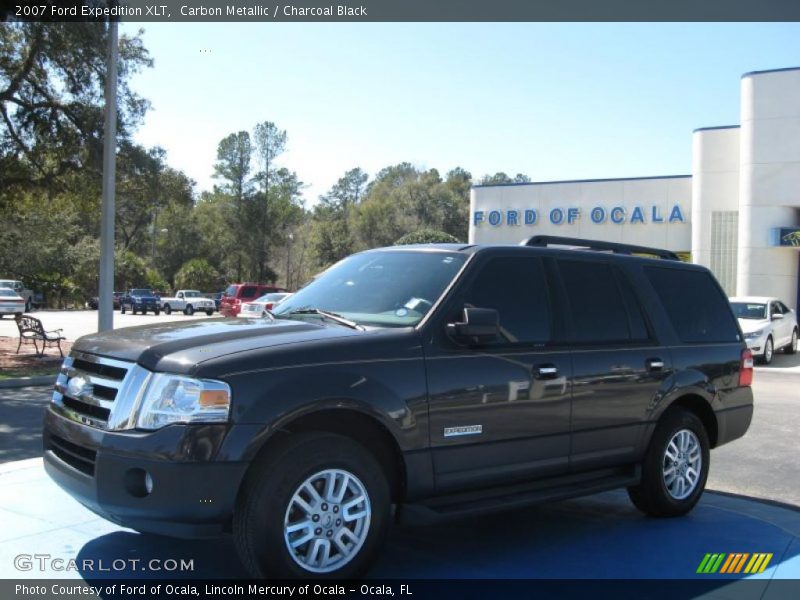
459,256 -> 552,346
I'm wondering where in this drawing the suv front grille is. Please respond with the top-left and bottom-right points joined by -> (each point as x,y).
47,434 -> 97,476
52,351 -> 140,429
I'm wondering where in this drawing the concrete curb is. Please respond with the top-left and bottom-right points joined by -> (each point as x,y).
0,375 -> 56,389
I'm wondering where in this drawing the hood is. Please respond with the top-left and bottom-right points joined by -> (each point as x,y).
72,317 -> 364,373
737,318 -> 769,334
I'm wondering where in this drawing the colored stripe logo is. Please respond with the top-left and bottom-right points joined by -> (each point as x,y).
697,553 -> 773,574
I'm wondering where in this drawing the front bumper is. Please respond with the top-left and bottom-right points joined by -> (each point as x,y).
43,407 -> 249,538
743,334 -> 767,355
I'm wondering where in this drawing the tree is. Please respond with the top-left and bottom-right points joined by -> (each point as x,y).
175,258 -> 224,292
0,22 -> 152,198
395,229 -> 461,245
312,168 -> 368,265
252,121 -> 287,280
479,172 -> 531,185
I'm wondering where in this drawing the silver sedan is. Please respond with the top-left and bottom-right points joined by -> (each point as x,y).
0,287 -> 25,318
730,296 -> 798,364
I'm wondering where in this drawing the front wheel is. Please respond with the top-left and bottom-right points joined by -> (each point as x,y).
627,407 -> 709,517
121,305 -> 126,314
206,310 -> 214,316
786,328 -> 798,355
762,336 -> 774,364
25,299 -> 31,312
234,433 -> 390,579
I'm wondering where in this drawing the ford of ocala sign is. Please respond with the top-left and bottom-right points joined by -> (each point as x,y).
473,204 -> 686,227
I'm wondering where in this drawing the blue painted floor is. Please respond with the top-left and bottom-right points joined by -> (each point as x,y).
1,458 -> 798,582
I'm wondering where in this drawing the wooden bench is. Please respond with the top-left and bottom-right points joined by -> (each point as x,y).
15,314 -> 65,357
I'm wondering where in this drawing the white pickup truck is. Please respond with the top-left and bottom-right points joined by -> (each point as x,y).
160,290 -> 215,316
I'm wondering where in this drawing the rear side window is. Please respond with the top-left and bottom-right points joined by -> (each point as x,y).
558,260 -> 644,343
460,256 -> 551,345
644,267 -> 740,343
240,286 -> 258,298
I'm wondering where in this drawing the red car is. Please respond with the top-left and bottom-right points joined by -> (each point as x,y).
219,283 -> 286,317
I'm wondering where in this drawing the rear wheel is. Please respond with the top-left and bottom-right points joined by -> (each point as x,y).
206,310 -> 214,316
154,308 -> 160,315
628,407 -> 709,517
786,328 -> 798,355
121,305 -> 127,314
164,304 -> 171,315
234,433 -> 390,579
185,304 -> 194,316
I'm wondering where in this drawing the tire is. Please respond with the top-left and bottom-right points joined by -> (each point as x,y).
121,305 -> 126,314
25,299 -> 31,312
786,328 -> 798,355
184,304 -> 194,316
154,308 -> 160,316
206,310 -> 214,316
762,336 -> 774,365
164,305 -> 171,315
234,433 -> 390,579
627,407 -> 710,518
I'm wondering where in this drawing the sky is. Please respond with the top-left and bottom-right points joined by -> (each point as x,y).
123,22 -> 800,204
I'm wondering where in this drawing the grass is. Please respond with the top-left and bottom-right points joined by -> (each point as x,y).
0,367 -> 59,381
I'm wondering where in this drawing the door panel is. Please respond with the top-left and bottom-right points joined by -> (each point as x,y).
427,350 -> 572,491
424,254 -> 572,493
570,347 -> 670,470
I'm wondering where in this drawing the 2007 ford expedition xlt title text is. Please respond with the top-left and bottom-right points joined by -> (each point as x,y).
43,236 -> 753,578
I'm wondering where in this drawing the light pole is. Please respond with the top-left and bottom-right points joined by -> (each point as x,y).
151,225 -> 168,265
286,232 -> 294,290
98,18 -> 118,332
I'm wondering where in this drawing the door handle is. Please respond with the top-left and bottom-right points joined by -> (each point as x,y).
646,358 -> 665,371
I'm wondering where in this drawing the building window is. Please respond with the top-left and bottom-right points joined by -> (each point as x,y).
710,211 -> 738,295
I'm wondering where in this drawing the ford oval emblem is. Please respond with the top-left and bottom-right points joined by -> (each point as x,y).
67,376 -> 89,398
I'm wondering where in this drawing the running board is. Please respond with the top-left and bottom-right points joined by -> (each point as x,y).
397,465 -> 640,525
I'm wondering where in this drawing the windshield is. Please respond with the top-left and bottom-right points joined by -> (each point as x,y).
731,302 -> 767,320
132,289 -> 154,296
273,250 -> 467,327
183,291 -> 201,297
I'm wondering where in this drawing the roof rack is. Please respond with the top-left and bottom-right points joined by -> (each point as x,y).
520,235 -> 680,261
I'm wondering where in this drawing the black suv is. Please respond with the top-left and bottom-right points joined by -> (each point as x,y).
43,236 -> 753,578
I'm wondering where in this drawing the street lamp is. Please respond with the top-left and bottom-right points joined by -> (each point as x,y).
151,226 -> 168,265
286,232 -> 294,290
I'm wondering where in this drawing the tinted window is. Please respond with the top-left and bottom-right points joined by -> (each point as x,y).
779,301 -> 791,313
460,256 -> 551,345
645,267 -> 740,343
240,286 -> 258,298
558,260 -> 635,343
224,285 -> 237,297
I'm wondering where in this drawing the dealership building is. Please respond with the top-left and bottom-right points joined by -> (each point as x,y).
470,67 -> 800,311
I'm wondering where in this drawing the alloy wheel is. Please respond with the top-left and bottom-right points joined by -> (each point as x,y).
662,429 -> 702,500
283,468 -> 371,574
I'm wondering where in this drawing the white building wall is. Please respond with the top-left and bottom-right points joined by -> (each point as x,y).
469,177 -> 692,251
737,69 -> 800,310
691,126 -> 740,268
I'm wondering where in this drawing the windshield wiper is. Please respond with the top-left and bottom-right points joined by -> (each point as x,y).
283,308 -> 364,331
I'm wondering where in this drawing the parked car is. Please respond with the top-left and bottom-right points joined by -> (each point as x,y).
44,236 -> 753,578
0,279 -> 34,312
120,288 -> 161,315
219,283 -> 286,317
730,296 -> 798,364
238,292 -> 293,318
88,292 -> 123,310
211,291 -> 224,312
0,287 -> 25,318
161,290 -> 216,316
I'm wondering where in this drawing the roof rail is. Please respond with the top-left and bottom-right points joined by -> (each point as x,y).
520,235 -> 680,261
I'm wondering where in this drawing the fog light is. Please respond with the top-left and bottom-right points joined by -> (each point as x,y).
124,468 -> 152,498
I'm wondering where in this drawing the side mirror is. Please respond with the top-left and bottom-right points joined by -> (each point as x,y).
772,313 -> 784,321
447,307 -> 500,345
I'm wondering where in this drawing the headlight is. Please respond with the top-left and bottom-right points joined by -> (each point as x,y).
136,373 -> 231,430
744,329 -> 765,339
